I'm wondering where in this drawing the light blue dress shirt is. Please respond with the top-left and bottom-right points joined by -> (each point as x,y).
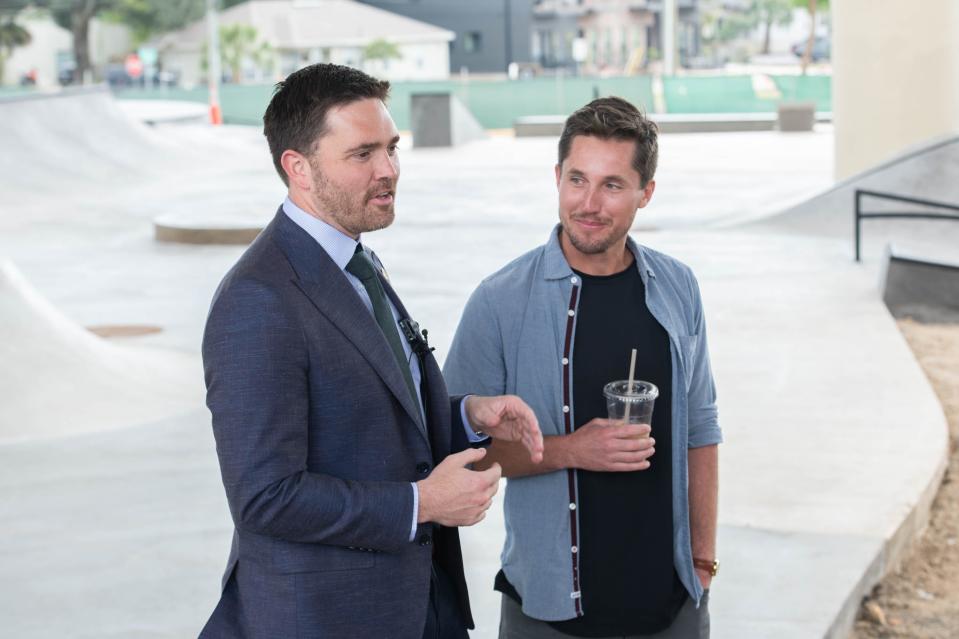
282,198 -> 483,541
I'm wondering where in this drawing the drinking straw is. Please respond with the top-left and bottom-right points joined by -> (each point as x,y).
622,348 -> 637,423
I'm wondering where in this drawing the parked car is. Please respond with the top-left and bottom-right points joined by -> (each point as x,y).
791,36 -> 830,61
57,64 -> 76,86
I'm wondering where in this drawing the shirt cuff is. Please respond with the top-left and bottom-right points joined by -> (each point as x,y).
460,395 -> 490,443
409,482 -> 419,542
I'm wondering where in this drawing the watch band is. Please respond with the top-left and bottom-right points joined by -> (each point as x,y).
693,557 -> 719,577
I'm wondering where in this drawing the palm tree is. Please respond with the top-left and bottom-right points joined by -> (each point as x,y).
0,19 -> 32,85
202,24 -> 272,84
219,23 -> 257,84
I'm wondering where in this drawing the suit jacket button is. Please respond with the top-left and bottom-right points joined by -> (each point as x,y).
416,462 -> 430,475
418,534 -> 432,546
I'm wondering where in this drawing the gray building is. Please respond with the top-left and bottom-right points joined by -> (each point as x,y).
356,0 -> 534,74
532,0 -> 701,73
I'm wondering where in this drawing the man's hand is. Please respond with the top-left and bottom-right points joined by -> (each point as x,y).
465,395 -> 544,464
566,418 -> 655,472
417,448 -> 501,527
696,569 -> 712,591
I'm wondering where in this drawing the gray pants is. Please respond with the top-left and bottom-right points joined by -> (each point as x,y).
498,591 -> 710,639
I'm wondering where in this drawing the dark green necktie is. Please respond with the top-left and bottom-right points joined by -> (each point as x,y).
345,246 -> 421,415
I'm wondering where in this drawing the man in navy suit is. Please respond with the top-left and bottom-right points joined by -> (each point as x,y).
200,63 -> 544,639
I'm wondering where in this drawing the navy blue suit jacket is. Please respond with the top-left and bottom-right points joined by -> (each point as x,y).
199,209 -> 474,638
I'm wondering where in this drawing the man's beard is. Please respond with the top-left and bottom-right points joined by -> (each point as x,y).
311,166 -> 395,236
561,212 -> 626,255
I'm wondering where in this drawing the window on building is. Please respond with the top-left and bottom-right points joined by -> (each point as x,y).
463,31 -> 482,54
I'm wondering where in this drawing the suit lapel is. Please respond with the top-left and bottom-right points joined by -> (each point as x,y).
271,209 -> 428,442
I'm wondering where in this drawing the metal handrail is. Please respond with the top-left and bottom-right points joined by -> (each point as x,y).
854,189 -> 959,262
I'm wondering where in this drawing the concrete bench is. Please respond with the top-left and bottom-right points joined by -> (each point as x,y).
514,111 -> 833,136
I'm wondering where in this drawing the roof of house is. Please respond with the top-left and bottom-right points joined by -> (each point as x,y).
157,0 -> 454,51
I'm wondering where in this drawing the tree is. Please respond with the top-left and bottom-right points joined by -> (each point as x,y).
218,23 -> 268,83
219,23 -> 252,83
0,0 -> 32,16
793,0 -> 828,74
28,0 -> 118,84
3,0 -> 252,84
0,17 -> 32,84
753,0 -> 793,55
106,0 -> 204,46
699,0 -> 757,63
362,38 -> 401,76
363,38 -> 401,64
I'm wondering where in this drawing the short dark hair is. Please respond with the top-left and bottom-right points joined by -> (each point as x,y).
262,63 -> 391,185
557,96 -> 658,187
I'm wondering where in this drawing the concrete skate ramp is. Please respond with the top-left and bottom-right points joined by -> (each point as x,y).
0,87 -> 176,197
757,134 -> 959,260
0,260 -> 203,442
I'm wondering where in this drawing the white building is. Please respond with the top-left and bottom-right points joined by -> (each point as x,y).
156,0 -> 454,87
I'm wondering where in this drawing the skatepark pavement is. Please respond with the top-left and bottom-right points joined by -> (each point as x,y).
0,90 -> 949,638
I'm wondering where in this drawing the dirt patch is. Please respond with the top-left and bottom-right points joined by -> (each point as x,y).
86,325 -> 163,338
853,319 -> 959,638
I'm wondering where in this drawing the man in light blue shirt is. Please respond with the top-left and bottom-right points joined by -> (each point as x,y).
444,97 -> 722,638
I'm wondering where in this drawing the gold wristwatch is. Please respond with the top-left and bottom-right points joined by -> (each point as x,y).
693,557 -> 719,577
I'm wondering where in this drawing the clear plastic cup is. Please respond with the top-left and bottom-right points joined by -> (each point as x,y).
603,380 -> 658,430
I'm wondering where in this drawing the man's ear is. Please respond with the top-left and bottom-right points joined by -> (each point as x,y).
280,149 -> 313,192
554,163 -> 562,189
638,179 -> 656,208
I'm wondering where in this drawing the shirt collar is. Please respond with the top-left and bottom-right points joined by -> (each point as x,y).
543,223 -> 655,283
282,197 -> 359,271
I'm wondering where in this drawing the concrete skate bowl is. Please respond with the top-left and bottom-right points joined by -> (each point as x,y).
0,87 -> 281,243
755,134 -> 959,263
0,87 -> 179,204
0,260 -> 204,443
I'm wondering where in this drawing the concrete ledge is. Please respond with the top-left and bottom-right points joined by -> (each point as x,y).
514,112 -> 833,136
881,244 -> 959,321
154,214 -> 264,245
778,101 -> 817,132
0,84 -> 109,104
116,99 -> 208,126
826,451 -> 947,638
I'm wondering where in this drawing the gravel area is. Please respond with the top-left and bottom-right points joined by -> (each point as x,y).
853,319 -> 959,638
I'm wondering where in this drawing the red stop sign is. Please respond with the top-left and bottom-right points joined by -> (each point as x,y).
125,54 -> 144,79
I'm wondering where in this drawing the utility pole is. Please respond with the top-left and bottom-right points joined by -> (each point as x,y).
504,0 -> 513,72
662,0 -> 678,76
206,0 -> 223,125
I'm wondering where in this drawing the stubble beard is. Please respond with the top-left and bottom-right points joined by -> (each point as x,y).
561,212 -> 626,255
311,165 -> 395,237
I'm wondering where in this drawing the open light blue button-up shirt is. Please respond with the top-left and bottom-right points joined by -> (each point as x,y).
444,226 -> 722,620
